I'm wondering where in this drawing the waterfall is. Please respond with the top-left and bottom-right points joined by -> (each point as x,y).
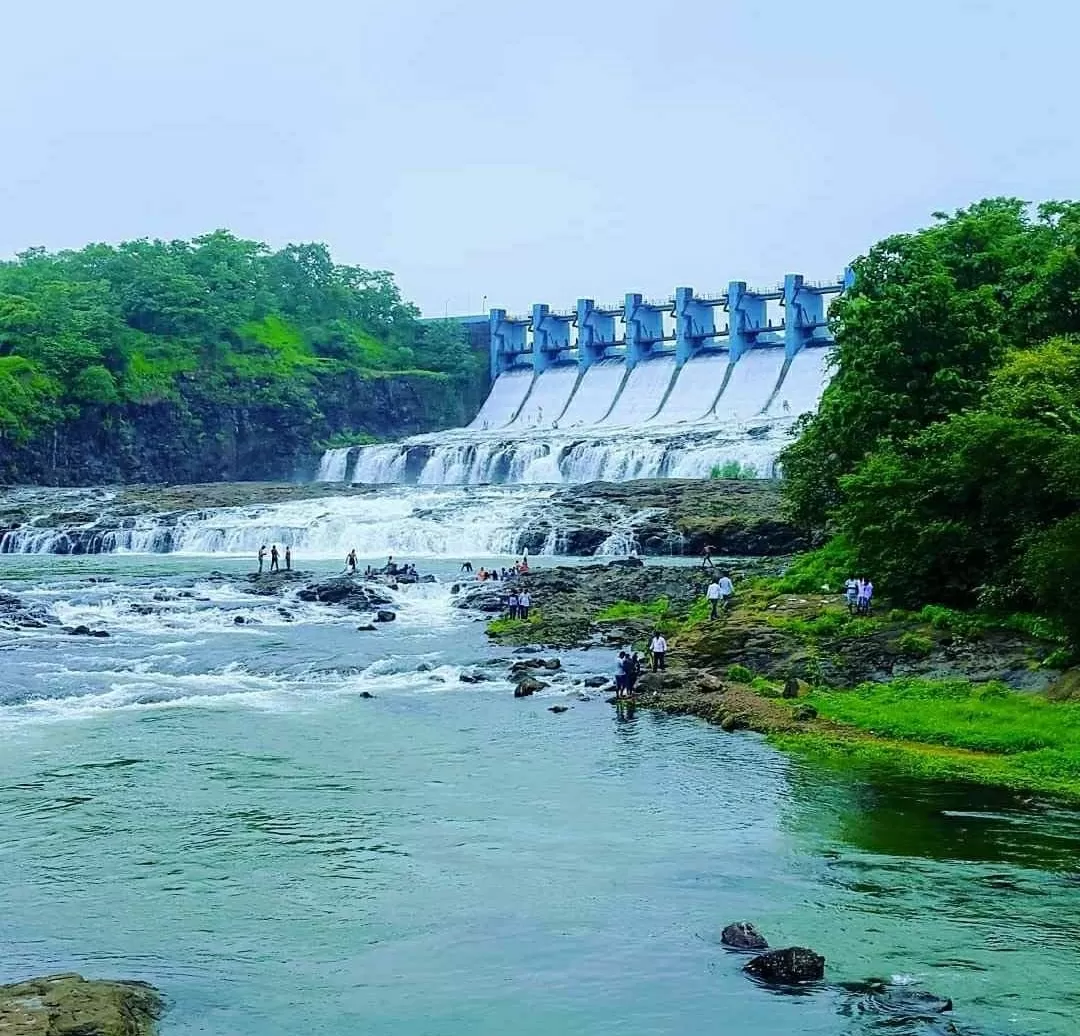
316,447 -> 352,482
1,488 -> 558,557
313,344 -> 833,486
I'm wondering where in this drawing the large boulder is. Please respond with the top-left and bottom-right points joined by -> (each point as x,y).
0,973 -> 162,1035
514,675 -> 548,698
721,921 -> 769,950
744,946 -> 825,984
296,577 -> 394,611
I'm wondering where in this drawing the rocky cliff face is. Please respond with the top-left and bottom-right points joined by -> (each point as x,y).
0,369 -> 486,487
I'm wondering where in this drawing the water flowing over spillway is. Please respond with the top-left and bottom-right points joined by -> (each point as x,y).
322,344 -> 836,486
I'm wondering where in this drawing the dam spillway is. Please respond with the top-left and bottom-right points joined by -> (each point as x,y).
320,273 -> 849,486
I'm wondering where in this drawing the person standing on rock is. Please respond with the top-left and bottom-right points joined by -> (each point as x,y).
460,561 -> 474,573
518,589 -> 531,620
701,544 -> 715,569
707,578 -> 722,620
507,590 -> 519,620
345,549 -> 357,575
614,652 -> 628,697
270,545 -> 280,573
649,631 -> 668,671
257,545 -> 267,574
285,546 -> 292,571
621,651 -> 638,696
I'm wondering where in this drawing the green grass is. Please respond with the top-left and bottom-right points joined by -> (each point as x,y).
727,663 -> 753,682
594,597 -> 671,621
809,677 -> 1080,755
895,631 -> 933,658
487,610 -> 543,635
772,537 -> 857,594
769,609 -> 883,639
775,676 -> 1080,799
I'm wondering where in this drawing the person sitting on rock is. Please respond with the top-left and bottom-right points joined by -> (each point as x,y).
257,544 -> 267,574
270,544 -> 280,572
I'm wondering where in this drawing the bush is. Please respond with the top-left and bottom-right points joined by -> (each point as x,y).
1024,514 -> 1080,648
727,664 -> 753,683
775,536 -> 857,593
895,631 -> 933,658
710,460 -> 758,479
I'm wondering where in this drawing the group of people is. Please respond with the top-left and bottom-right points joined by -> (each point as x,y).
467,558 -> 530,582
844,577 -> 875,615
257,544 -> 291,573
505,589 -> 532,620
343,552 -> 417,578
613,631 -> 669,697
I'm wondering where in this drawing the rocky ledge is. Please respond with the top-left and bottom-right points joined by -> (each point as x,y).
0,973 -> 162,1035
519,478 -> 808,557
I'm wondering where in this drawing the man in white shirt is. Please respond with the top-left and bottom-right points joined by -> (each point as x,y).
718,574 -> 734,610
517,590 -> 531,620
649,632 -> 667,671
706,579 -> 722,620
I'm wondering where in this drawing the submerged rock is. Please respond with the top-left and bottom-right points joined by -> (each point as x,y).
744,947 -> 825,984
356,624 -> 377,632
67,624 -> 110,638
837,980 -> 953,1022
721,921 -> 769,950
548,704 -> 569,713
0,973 -> 162,1035
583,675 -> 608,688
514,675 -> 547,697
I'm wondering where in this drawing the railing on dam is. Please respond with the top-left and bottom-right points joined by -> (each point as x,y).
485,271 -> 850,378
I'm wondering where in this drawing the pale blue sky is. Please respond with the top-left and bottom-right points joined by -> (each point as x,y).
2,0 -> 1077,315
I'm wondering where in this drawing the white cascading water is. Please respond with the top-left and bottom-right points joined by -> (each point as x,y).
52,488 -> 554,558
596,356 -> 676,427
316,447 -> 352,482
506,363 -> 580,430
556,359 -> 626,428
711,347 -> 787,421
318,345 -> 831,486
465,367 -> 534,430
761,344 -> 834,418
647,352 -> 729,426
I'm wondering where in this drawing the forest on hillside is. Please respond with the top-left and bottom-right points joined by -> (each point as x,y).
0,232 -> 485,483
782,198 -> 1080,648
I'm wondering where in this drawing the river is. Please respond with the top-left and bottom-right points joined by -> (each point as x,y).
1,509 -> 1079,1035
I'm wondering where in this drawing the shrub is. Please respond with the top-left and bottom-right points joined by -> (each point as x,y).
775,536 -> 857,594
896,631 -> 933,658
727,664 -> 753,683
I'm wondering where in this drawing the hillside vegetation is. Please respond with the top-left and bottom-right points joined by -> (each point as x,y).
0,232 -> 485,483
781,198 -> 1080,650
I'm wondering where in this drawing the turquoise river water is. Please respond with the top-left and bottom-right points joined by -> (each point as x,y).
1,551 -> 1078,1035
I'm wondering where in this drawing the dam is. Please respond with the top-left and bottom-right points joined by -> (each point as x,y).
317,272 -> 851,485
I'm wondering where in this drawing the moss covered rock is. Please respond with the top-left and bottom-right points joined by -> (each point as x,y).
0,973 -> 162,1035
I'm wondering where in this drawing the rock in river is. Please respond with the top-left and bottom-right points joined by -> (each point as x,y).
296,576 -> 394,612
721,921 -> 769,950
514,675 -> 547,698
744,946 -> 825,984
374,610 -> 396,623
0,973 -> 163,1035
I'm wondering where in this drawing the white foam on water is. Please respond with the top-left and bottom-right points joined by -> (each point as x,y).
103,488 -> 552,558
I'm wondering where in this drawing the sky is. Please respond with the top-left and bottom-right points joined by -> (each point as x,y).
2,0 -> 1078,316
